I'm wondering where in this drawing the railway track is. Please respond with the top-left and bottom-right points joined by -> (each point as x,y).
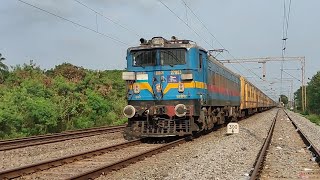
0,138 -> 186,179
249,109 -> 320,179
0,125 -> 125,151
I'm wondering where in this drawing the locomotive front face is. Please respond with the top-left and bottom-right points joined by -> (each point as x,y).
122,37 -> 204,139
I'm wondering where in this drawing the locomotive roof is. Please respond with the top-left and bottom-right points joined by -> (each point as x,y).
127,37 -> 206,52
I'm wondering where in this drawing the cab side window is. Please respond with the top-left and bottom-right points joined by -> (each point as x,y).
199,53 -> 202,69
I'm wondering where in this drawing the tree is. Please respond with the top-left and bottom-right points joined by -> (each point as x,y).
0,53 -> 9,83
279,94 -> 288,105
307,71 -> 320,114
294,86 -> 302,110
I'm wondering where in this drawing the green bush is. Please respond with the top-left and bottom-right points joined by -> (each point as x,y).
0,62 -> 127,139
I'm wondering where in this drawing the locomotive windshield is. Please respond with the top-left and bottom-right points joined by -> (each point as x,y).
160,49 -> 186,66
131,48 -> 186,67
132,50 -> 157,67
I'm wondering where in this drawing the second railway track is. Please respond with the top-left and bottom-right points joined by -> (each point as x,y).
0,138 -> 186,179
0,125 -> 125,151
249,108 -> 320,179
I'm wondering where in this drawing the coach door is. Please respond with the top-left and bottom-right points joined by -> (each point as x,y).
198,51 -> 207,105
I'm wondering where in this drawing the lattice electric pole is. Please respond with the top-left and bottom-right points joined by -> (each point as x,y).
219,57 -> 306,111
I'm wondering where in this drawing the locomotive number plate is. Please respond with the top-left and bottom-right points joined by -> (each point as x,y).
227,123 -> 239,134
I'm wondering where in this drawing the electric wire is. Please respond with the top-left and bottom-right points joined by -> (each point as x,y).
180,0 -> 263,79
282,70 -> 301,82
157,0 -> 213,52
159,0 -> 247,78
73,0 -> 141,38
283,0 -> 292,50
17,0 -> 129,46
160,0 -> 244,76
181,0 -> 227,53
280,0 -> 293,96
180,0 -> 245,75
180,0 -> 271,93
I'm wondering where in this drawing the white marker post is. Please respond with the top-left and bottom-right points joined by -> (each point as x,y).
227,123 -> 239,134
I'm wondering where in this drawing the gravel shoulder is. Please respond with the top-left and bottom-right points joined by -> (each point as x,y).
0,132 -> 125,171
98,109 -> 278,180
285,110 -> 320,150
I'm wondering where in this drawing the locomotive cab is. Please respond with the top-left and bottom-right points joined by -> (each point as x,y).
122,37 -> 206,139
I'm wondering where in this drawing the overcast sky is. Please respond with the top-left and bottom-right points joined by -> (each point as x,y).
1,0 -> 319,100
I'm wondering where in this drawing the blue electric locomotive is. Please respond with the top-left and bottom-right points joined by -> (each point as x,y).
122,37 -> 241,139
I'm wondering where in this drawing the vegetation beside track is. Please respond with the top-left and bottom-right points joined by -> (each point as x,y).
0,60 -> 126,139
294,71 -> 320,126
303,114 -> 320,126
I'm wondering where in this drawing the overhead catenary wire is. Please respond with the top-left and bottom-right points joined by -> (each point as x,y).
177,1 -> 276,98
283,0 -> 292,52
73,0 -> 141,38
180,0 -> 263,78
17,0 -> 129,46
179,0 -> 272,94
282,70 -> 301,82
280,0 -> 293,96
181,0 -> 227,53
157,0 -> 213,51
158,0 -> 242,74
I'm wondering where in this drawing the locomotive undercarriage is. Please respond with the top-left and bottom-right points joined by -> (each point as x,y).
124,116 -> 193,140
196,106 -> 240,131
123,102 -> 241,140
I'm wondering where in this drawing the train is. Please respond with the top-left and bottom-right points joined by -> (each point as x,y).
122,36 -> 276,140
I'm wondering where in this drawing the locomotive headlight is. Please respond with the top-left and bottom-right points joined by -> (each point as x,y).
175,104 -> 187,117
133,83 -> 140,94
123,105 -> 136,118
181,73 -> 193,80
122,72 -> 135,80
151,37 -> 165,47
178,82 -> 184,93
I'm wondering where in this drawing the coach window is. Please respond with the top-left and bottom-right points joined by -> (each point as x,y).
226,78 -> 228,90
232,81 -> 235,92
212,73 -> 216,85
222,77 -> 225,90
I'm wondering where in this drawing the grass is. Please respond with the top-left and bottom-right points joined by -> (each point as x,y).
112,117 -> 128,126
293,109 -> 320,126
304,114 -> 320,126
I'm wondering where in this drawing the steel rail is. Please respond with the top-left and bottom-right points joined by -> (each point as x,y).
250,109 -> 320,179
0,125 -> 126,151
67,138 -> 187,180
0,139 -> 141,179
284,110 -> 320,163
249,109 -> 279,180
